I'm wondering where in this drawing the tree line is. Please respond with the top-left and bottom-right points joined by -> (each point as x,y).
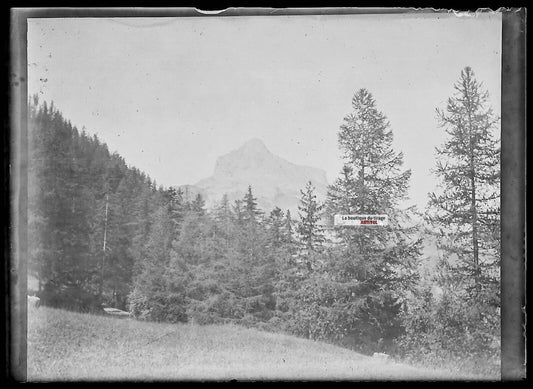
28,67 -> 500,374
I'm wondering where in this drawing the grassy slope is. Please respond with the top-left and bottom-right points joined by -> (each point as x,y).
27,307 -> 489,381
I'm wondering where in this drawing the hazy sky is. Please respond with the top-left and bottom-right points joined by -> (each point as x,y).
27,12 -> 501,210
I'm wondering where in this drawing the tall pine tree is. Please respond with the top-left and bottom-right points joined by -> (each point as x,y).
427,67 -> 500,304
296,181 -> 325,271
267,207 -> 285,249
422,68 -> 501,363
324,88 -> 421,352
242,185 -> 263,226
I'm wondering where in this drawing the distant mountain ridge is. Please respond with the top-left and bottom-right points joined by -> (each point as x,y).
180,138 -> 328,215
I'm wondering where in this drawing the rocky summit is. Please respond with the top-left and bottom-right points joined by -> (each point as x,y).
187,138 -> 328,215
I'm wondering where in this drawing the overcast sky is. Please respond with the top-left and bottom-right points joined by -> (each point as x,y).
27,12 -> 501,211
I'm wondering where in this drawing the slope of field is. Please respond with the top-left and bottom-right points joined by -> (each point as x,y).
27,307 -> 486,381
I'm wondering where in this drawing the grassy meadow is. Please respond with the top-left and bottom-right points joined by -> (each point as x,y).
27,306 -> 493,381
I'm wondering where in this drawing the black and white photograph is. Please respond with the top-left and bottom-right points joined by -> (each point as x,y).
7,7 -> 526,382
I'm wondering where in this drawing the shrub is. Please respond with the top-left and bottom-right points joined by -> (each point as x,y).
396,289 -> 500,376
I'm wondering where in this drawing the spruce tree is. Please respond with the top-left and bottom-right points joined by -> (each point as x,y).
423,68 -> 501,363
427,67 -> 500,304
296,181 -> 325,271
129,204 -> 175,321
327,88 -> 419,283
232,199 -> 244,226
213,194 -> 233,249
242,185 -> 263,225
283,210 -> 294,246
324,88 -> 421,351
267,207 -> 285,249
191,193 -> 206,215
297,182 -> 325,250
213,194 -> 232,224
167,187 -> 187,231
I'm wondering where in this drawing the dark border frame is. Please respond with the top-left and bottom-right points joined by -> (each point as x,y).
7,7 -> 526,382
500,8 -> 526,381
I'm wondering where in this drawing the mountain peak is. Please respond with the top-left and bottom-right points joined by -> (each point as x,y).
239,138 -> 269,153
194,138 -> 328,215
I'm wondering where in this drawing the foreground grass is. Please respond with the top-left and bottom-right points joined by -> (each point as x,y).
27,307 -> 495,381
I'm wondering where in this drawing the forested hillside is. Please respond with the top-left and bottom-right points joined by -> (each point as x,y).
27,67 -> 501,376
28,96 -> 158,310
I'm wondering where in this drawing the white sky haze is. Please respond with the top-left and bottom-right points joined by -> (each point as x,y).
27,12 -> 502,211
